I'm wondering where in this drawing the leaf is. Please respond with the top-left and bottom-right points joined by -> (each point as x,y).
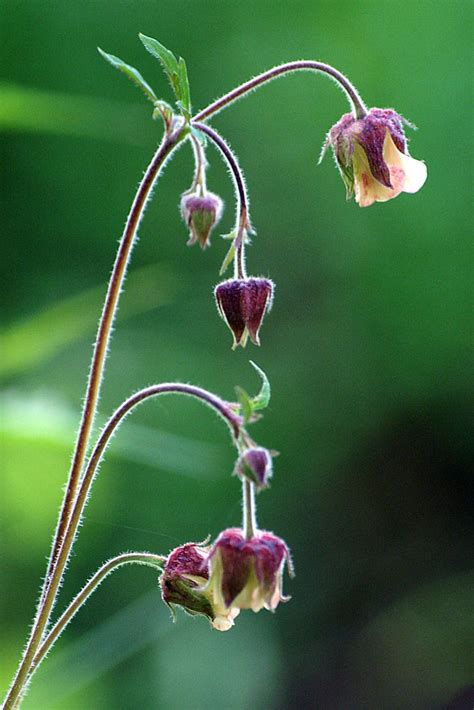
249,361 -> 271,411
177,57 -> 191,116
235,386 -> 253,425
219,240 -> 236,275
139,34 -> 191,119
98,48 -> 157,103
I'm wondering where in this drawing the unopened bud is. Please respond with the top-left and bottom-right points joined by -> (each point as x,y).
180,191 -> 223,249
235,447 -> 273,490
214,277 -> 274,348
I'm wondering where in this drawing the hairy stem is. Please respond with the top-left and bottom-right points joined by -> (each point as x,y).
3,124 -> 187,710
29,553 -> 165,679
242,479 -> 257,539
190,133 -> 207,194
194,60 -> 367,123
193,122 -> 249,279
4,383 -> 240,708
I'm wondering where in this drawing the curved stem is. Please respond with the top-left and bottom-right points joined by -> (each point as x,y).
242,479 -> 257,540
194,60 -> 367,123
4,124 -> 187,710
29,553 -> 165,679
46,123 -> 186,587
193,122 -> 249,279
4,383 -> 241,708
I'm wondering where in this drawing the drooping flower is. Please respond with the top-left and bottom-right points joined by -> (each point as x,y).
321,108 -> 427,207
235,447 -> 273,490
214,277 -> 274,348
159,542 -> 238,631
204,528 -> 292,624
180,191 -> 223,248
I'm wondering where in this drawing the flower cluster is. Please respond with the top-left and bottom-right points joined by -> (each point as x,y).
160,528 -> 291,631
322,107 -> 427,207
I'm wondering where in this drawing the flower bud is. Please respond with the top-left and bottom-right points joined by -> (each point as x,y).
180,191 -> 223,249
321,107 -> 427,207
235,447 -> 273,490
159,542 -> 238,631
214,277 -> 274,348
205,528 -> 291,620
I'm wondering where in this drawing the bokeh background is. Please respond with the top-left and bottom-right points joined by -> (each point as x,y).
1,1 -> 473,708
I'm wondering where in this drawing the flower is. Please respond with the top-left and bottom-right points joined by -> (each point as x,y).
321,108 -> 427,207
204,528 -> 292,626
235,447 -> 273,490
160,541 -> 238,631
160,529 -> 292,632
214,277 -> 274,348
180,191 -> 223,248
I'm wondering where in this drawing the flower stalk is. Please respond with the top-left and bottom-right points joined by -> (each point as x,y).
5,36 -> 426,706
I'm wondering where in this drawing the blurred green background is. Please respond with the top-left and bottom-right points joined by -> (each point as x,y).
1,1 -> 473,708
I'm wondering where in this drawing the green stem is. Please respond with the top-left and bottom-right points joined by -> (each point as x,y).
29,553 -> 165,679
242,479 -> 257,540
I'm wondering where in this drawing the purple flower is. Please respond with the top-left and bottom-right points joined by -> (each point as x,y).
214,277 -> 274,348
180,191 -> 223,248
321,108 -> 427,207
205,528 -> 292,624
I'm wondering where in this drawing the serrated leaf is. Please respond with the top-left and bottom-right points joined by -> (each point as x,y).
249,361 -> 271,411
219,241 -> 236,276
235,386 -> 253,424
98,48 -> 158,103
139,34 -> 191,121
139,34 -> 179,81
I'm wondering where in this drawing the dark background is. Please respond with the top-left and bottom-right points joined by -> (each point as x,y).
1,1 -> 473,708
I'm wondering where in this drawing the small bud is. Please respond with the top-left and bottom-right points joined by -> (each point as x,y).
205,528 -> 292,620
214,277 -> 274,348
320,107 -> 427,207
235,447 -> 273,490
180,191 -> 223,249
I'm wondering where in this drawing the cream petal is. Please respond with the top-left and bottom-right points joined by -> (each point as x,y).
383,131 -> 427,194
352,142 -> 400,207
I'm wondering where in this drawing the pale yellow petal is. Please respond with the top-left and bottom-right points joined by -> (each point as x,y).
383,131 -> 427,194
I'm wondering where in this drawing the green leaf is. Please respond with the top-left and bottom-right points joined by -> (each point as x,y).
177,57 -> 191,116
138,34 -> 191,119
249,361 -> 271,411
98,48 -> 158,103
235,386 -> 253,425
219,231 -> 235,276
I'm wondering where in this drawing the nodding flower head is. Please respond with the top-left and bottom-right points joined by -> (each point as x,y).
321,108 -> 427,207
180,191 -> 223,248
235,447 -> 273,490
204,528 -> 292,625
214,277 -> 274,348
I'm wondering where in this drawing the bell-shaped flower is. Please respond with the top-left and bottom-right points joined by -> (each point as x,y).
180,190 -> 223,248
204,528 -> 292,626
214,277 -> 274,348
321,108 -> 427,207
